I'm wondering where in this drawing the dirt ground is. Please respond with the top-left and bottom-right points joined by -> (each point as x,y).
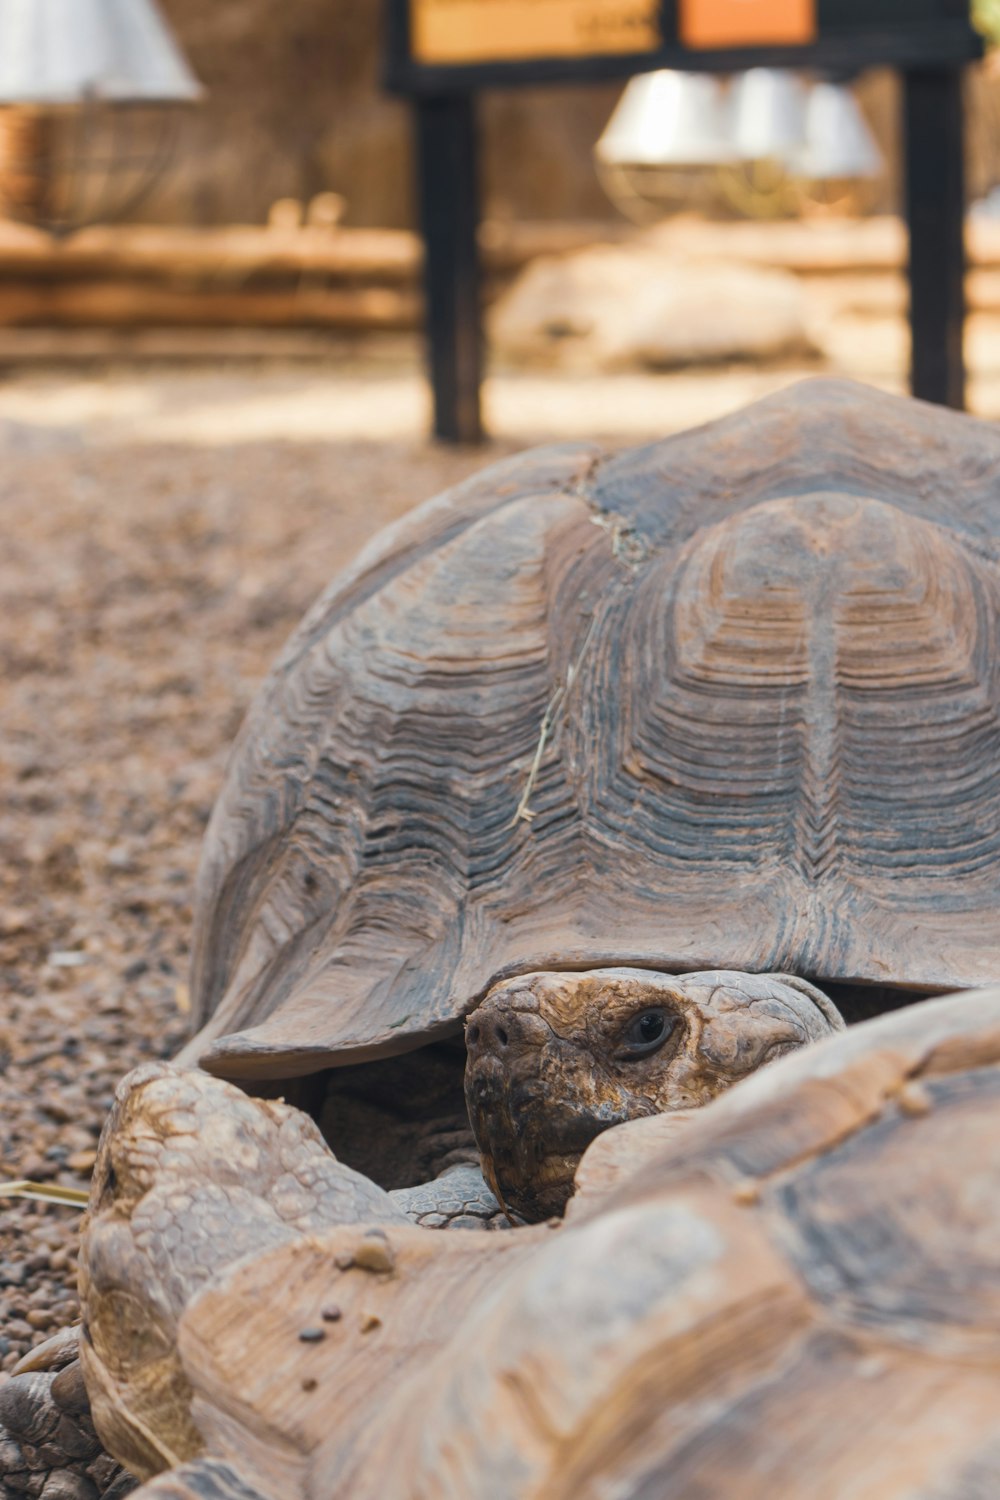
0,373 -> 514,1386
0,341 -> 983,1385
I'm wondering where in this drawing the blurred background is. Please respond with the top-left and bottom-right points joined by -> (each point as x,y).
0,0 -> 998,442
0,0 -> 998,1385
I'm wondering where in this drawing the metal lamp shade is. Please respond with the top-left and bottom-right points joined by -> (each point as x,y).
0,0 -> 200,231
596,71 -> 736,167
791,81 -> 882,181
729,68 -> 808,161
0,0 -> 200,105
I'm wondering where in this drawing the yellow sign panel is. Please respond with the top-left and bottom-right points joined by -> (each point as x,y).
411,0 -> 662,64
679,0 -> 816,49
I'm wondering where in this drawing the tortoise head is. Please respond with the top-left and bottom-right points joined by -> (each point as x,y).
464,967 -> 843,1222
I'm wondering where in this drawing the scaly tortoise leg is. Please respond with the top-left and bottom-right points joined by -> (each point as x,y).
389,1164 -> 507,1229
4,1060 -> 507,1493
0,1356 -> 137,1498
0,1084 -> 503,1496
80,1060 -> 414,1480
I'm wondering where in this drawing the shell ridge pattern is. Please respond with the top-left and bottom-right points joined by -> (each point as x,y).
190,447 -> 601,1027
796,540 -> 840,893
190,383 -> 1000,1070
196,485 -> 607,1058
594,381 -> 1000,557
268,443 -> 603,682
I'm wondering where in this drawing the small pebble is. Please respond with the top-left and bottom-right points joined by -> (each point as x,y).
301,1377 -> 318,1392
731,1179 -> 761,1207
297,1327 -> 325,1344
87,1453 -> 122,1488
334,1252 -> 354,1271
20,1160 -> 57,1184
66,1152 -> 97,1175
359,1313 -> 382,1334
320,1305 -> 342,1323
896,1080 -> 933,1117
353,1231 -> 395,1275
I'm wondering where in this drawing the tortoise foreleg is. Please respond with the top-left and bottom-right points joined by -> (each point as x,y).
389,1163 -> 508,1229
77,1061 -> 407,1483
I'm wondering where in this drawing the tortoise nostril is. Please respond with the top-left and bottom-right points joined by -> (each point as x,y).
466,1012 -> 517,1055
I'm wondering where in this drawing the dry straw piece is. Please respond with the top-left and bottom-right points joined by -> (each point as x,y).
0,1178 -> 89,1208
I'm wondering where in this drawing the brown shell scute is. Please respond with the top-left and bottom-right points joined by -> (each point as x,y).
187,380 -> 1000,1079
773,1065 -> 1000,1348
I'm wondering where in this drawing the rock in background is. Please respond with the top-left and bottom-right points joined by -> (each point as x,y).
490,244 -> 820,370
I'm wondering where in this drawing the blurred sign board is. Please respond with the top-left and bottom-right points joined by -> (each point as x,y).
411,0 -> 662,63
679,0 -> 816,48
386,0 -> 981,89
384,0 -> 981,445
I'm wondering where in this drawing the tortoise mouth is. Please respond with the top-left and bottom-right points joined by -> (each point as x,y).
489,1148 -> 585,1223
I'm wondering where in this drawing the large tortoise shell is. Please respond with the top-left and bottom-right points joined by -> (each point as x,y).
185,380 -> 1000,1081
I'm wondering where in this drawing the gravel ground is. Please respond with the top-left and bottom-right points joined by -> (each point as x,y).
0,419 -> 508,1392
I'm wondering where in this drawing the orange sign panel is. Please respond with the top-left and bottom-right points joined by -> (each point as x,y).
679,0 -> 817,48
411,0 -> 661,64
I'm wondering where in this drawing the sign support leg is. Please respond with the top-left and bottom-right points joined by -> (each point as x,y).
903,65 -> 966,410
415,93 -> 484,443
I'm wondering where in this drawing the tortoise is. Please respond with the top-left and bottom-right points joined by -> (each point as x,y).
64,986 -> 1000,1496
5,376 -> 1000,1492
190,383 -> 1000,1049
177,373 -> 1000,1218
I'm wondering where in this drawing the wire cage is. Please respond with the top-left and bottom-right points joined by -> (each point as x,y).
0,101 -> 189,233
0,0 -> 200,235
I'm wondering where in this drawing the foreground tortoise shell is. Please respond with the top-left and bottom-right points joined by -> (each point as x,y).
79,985 -> 1000,1498
186,378 -> 1000,1083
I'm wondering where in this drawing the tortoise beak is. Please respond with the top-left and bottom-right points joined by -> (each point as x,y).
464,996 -> 635,1222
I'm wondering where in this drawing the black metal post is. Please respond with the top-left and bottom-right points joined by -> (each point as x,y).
415,93 -> 484,443
902,66 -> 967,410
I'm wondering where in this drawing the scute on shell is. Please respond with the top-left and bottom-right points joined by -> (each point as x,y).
183,380 -> 1000,1081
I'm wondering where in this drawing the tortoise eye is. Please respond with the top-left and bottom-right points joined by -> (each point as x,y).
620,1008 -> 676,1057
